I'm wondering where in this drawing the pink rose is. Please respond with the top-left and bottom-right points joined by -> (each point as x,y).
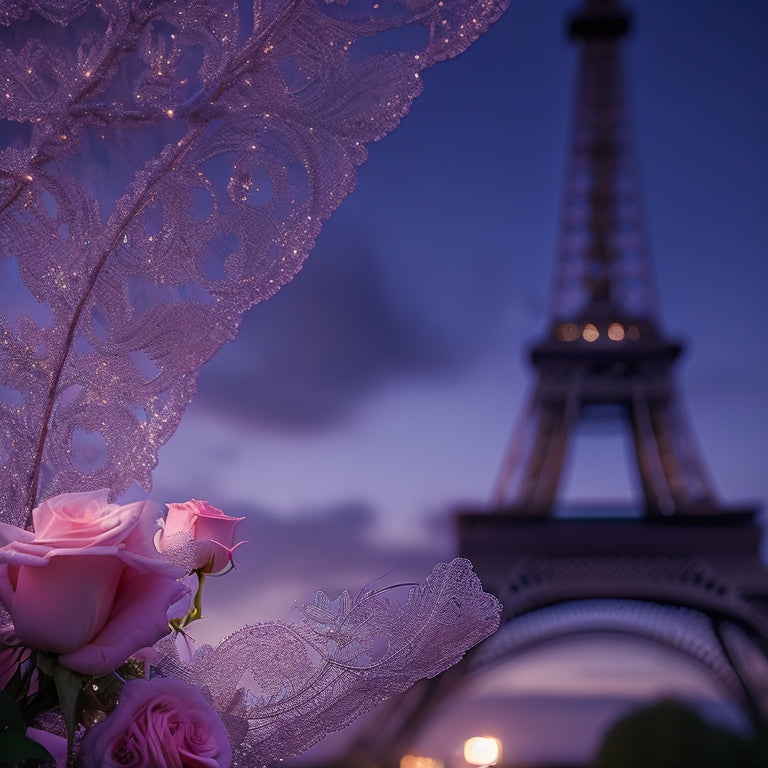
156,500 -> 244,575
0,490 -> 184,676
79,676 -> 232,768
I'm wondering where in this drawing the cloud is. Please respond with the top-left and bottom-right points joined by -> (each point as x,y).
233,498 -> 445,582
190,497 -> 453,643
194,226 -> 459,431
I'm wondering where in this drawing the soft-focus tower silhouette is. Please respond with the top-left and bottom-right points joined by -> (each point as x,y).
351,1 -> 768,763
493,0 -> 714,516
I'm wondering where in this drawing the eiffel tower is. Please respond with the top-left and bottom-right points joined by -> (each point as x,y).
352,0 -> 768,763
491,0 -> 717,518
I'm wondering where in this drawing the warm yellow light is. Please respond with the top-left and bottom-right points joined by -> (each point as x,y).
400,755 -> 444,768
582,323 -> 599,342
464,736 -> 501,766
556,322 -> 579,342
607,322 -> 625,341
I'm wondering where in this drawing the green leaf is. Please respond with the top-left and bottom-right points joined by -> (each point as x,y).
190,571 -> 206,623
0,730 -> 53,762
0,688 -> 25,731
52,664 -> 86,742
18,676 -> 59,725
33,652 -> 56,678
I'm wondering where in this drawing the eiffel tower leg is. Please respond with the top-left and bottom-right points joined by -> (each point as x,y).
630,386 -> 675,514
510,370 -> 583,512
711,618 -> 768,750
491,391 -> 536,506
515,399 -> 570,512
631,383 -> 719,514
649,394 -> 717,510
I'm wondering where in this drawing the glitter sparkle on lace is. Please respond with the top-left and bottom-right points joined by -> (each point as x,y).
0,0 -> 509,529
0,1 -> 508,764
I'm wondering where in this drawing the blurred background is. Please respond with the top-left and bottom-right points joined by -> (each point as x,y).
150,1 -> 768,765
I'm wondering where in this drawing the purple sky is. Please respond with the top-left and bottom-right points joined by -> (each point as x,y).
150,0 -> 768,762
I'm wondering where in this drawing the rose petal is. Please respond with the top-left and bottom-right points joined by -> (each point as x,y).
79,677 -> 232,768
168,574 -> 197,621
59,571 -> 185,676
208,540 -> 245,575
12,555 -> 123,654
32,490 -> 132,547
122,500 -> 177,562
162,503 -> 197,539
26,728 -> 67,768
0,565 -> 15,611
0,522 -> 35,547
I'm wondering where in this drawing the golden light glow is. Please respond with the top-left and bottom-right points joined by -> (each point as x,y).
400,755 -> 444,768
607,322 -> 625,341
556,322 -> 579,342
582,323 -> 599,342
464,736 -> 501,767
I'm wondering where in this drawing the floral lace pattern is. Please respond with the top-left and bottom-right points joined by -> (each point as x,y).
0,1 -> 508,764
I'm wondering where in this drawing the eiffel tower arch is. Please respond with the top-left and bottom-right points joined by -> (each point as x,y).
351,1 -> 768,763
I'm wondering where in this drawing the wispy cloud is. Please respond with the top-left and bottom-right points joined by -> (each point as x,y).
187,498 -> 452,644
194,227 -> 460,431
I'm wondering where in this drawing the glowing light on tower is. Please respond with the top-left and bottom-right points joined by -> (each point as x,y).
463,736 -> 501,767
582,322 -> 599,342
608,322 -> 625,341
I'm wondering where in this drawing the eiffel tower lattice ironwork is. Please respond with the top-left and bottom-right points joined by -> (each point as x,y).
349,1 -> 768,763
492,0 -> 714,517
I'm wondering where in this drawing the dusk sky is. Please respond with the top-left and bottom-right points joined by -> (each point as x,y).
148,0 -> 768,763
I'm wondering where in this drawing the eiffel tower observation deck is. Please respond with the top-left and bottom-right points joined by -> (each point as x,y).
491,0 -> 725,518
352,1 -> 768,760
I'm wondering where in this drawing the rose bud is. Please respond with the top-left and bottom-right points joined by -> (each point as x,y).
156,500 -> 244,575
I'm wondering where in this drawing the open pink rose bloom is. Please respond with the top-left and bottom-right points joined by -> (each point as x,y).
79,677 -> 232,768
0,490 -> 184,676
